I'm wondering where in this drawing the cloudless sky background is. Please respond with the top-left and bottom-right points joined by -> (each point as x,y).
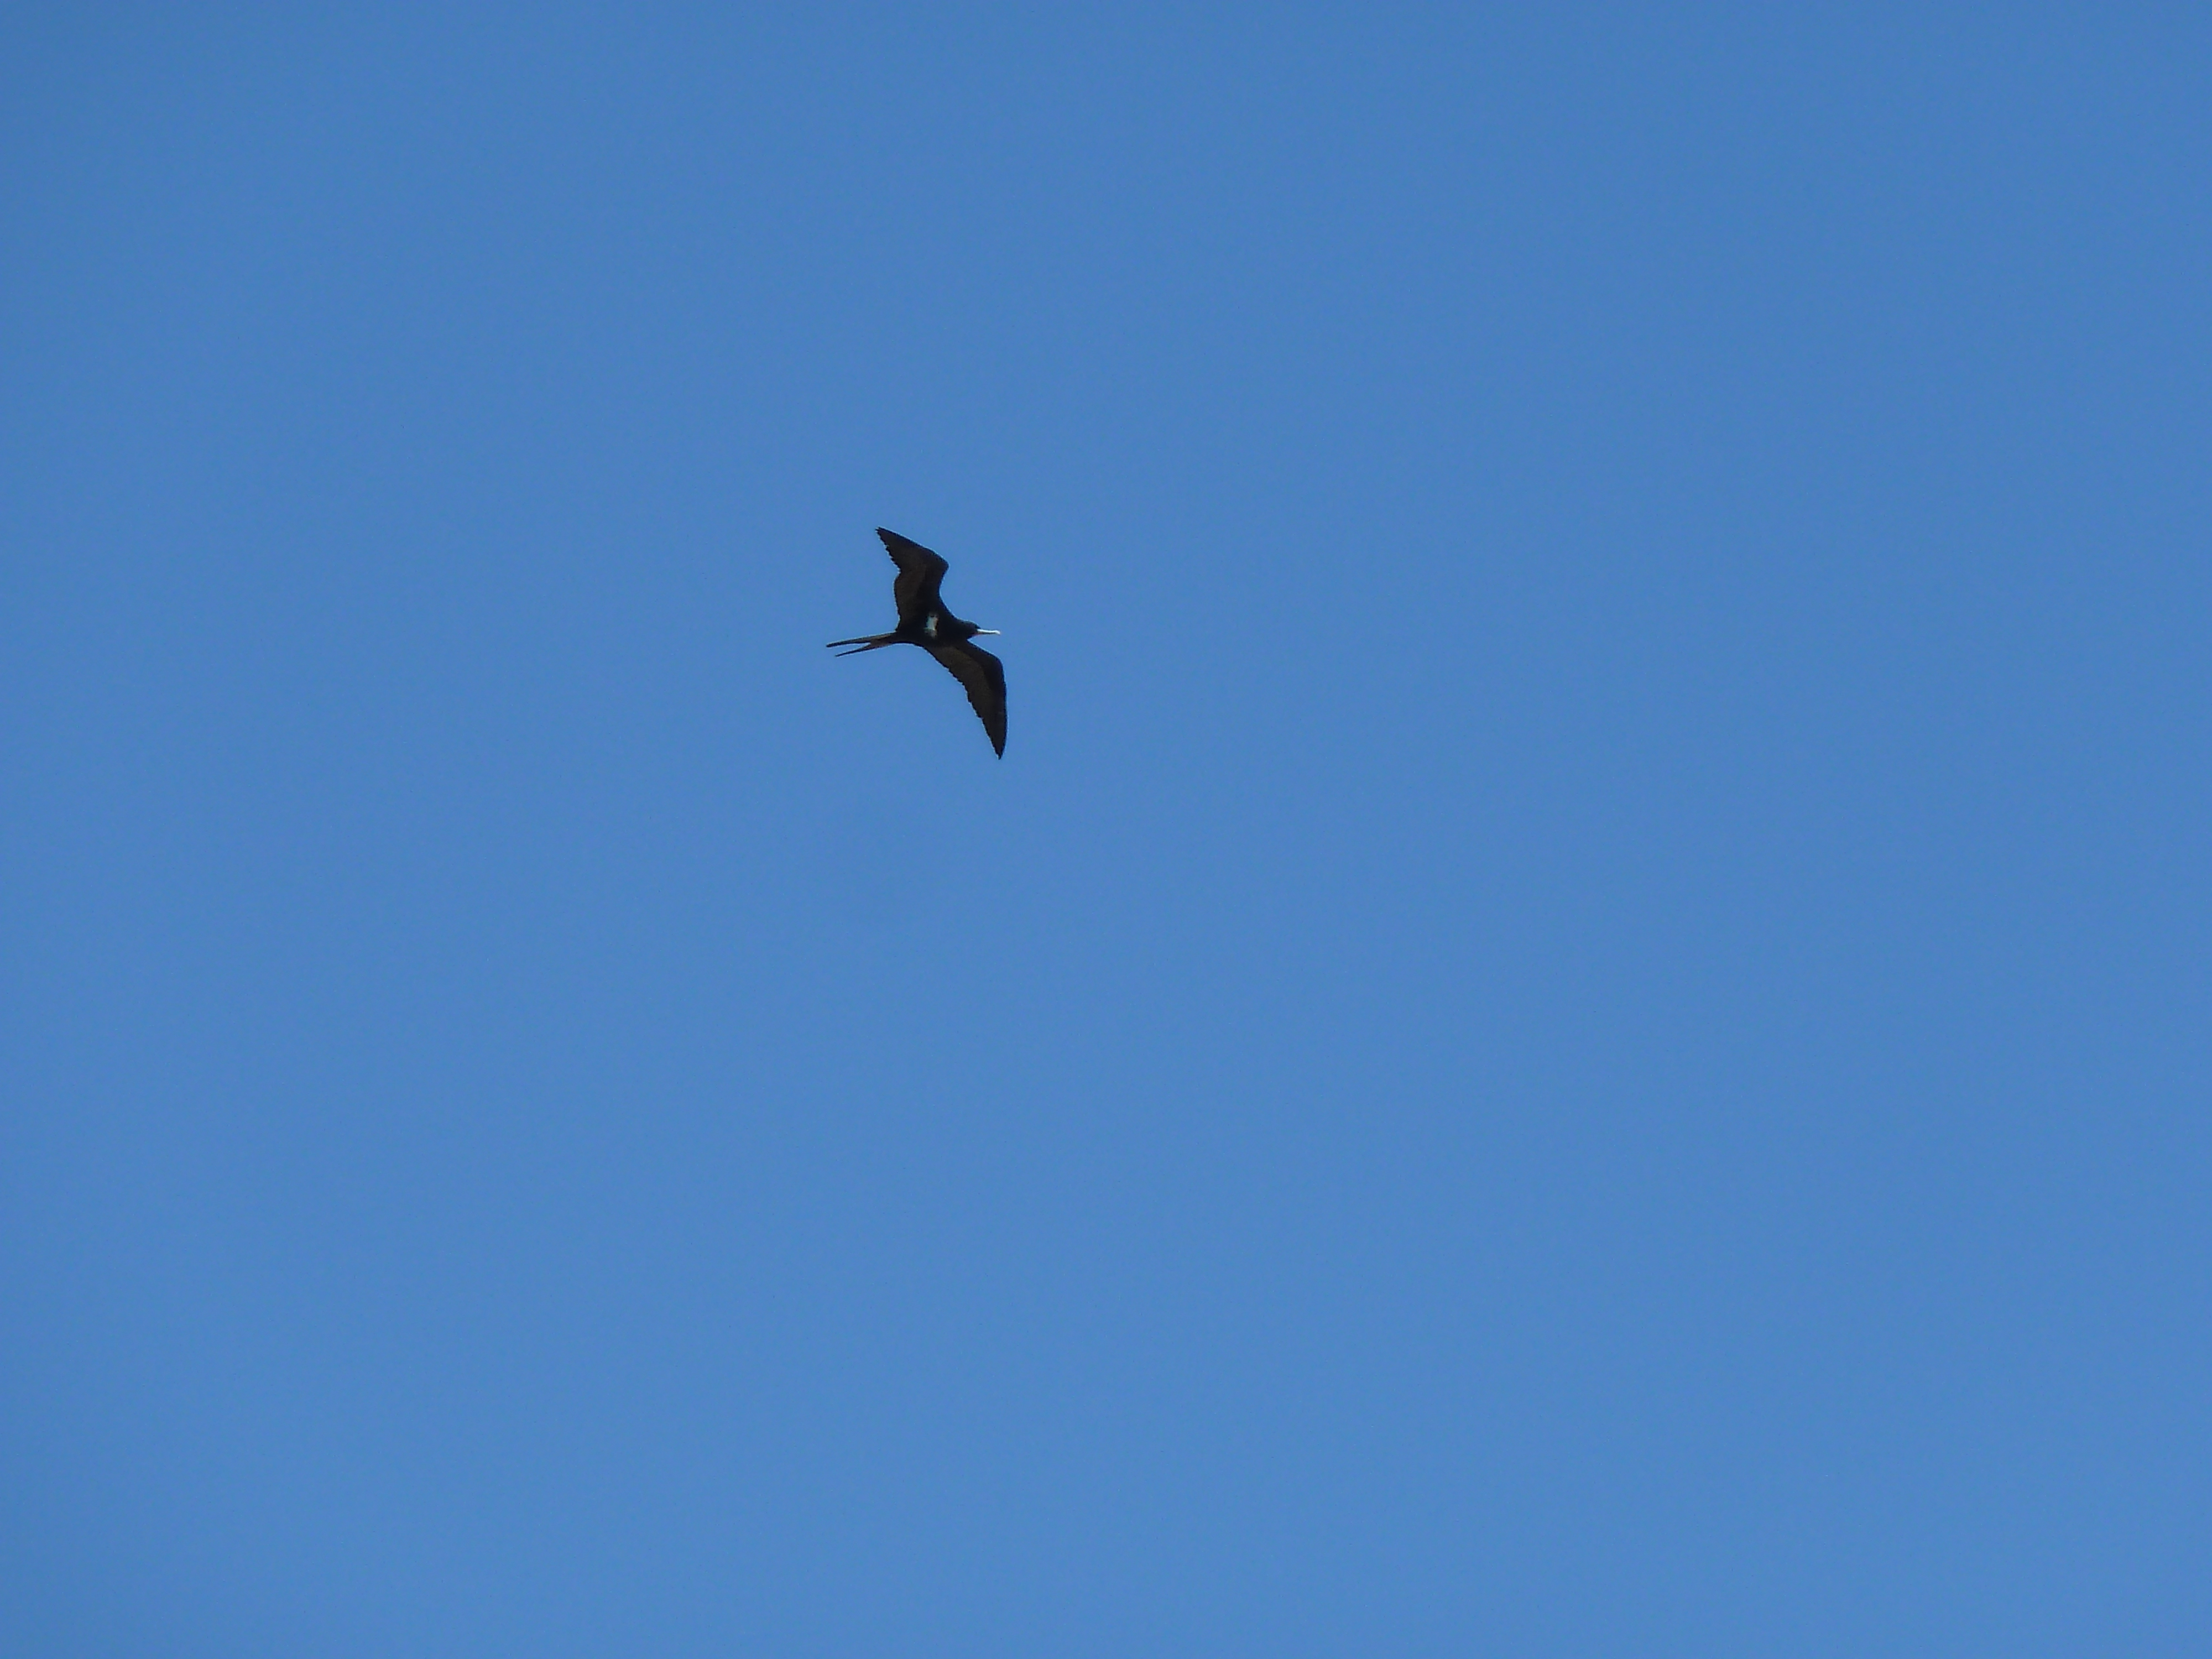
4,5 -> 2208,1653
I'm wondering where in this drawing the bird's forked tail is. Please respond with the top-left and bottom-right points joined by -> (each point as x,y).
826,633 -> 896,656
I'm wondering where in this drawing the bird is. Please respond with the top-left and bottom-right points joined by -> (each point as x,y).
828,528 -> 1006,756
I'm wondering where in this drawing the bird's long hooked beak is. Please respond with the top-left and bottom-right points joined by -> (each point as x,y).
974,628 -> 1000,635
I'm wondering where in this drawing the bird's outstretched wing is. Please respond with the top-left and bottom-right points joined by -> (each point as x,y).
878,528 -> 948,627
927,640 -> 1006,757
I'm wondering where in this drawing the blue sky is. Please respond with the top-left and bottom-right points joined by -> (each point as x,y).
4,6 -> 2208,1653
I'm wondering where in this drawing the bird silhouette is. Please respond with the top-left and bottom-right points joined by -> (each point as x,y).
828,528 -> 1006,756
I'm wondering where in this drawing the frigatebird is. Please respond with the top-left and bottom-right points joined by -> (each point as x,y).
828,528 -> 1006,756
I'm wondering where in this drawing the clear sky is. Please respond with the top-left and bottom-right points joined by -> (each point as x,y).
4,6 -> 2208,1653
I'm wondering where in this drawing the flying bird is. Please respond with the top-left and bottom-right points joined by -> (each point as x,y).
828,528 -> 1006,756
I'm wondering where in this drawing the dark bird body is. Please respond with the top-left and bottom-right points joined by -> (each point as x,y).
828,528 -> 1006,756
